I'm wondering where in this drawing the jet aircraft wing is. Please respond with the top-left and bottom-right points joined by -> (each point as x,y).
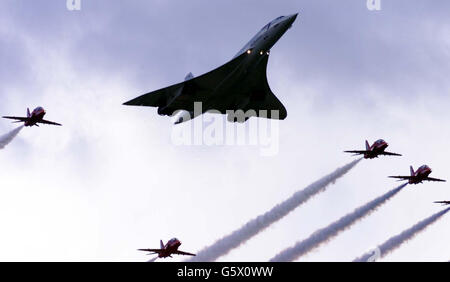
172,250 -> 196,256
424,177 -> 446,182
344,150 -> 368,155
2,116 -> 28,122
38,119 -> 62,126
434,201 -> 450,205
379,151 -> 402,156
123,51 -> 251,114
137,248 -> 163,254
123,51 -> 287,120
388,176 -> 412,181
239,54 -> 287,119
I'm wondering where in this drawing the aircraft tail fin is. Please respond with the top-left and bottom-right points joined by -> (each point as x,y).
160,240 -> 164,249
184,72 -> 194,81
410,166 -> 414,176
27,108 -> 31,118
365,140 -> 370,150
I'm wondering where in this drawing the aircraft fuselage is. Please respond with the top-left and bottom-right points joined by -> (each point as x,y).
410,165 -> 432,184
173,14 -> 298,122
204,14 -> 298,110
25,107 -> 46,127
364,139 -> 389,159
159,238 -> 182,258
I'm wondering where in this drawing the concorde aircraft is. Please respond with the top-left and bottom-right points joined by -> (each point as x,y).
123,14 -> 298,124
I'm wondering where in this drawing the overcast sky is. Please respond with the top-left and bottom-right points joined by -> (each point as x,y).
0,0 -> 449,261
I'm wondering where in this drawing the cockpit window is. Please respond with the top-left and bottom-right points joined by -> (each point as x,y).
275,16 -> 284,21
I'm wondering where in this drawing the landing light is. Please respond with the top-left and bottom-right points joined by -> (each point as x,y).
247,49 -> 252,54
260,51 -> 264,55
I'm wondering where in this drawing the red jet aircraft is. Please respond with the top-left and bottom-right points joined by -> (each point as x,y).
2,107 -> 62,127
389,165 -> 446,184
138,238 -> 196,258
434,201 -> 450,206
344,139 -> 401,159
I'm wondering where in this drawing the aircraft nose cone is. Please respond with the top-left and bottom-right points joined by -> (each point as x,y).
284,13 -> 298,29
289,13 -> 298,23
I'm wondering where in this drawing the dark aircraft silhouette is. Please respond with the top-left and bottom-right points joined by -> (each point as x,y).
389,165 -> 446,184
344,139 -> 401,159
138,238 -> 195,258
123,14 -> 298,124
3,107 -> 62,127
434,201 -> 450,206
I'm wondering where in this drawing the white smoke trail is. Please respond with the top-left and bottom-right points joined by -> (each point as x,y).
353,207 -> 450,262
0,126 -> 24,149
147,256 -> 158,262
187,158 -> 362,262
270,183 -> 407,262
